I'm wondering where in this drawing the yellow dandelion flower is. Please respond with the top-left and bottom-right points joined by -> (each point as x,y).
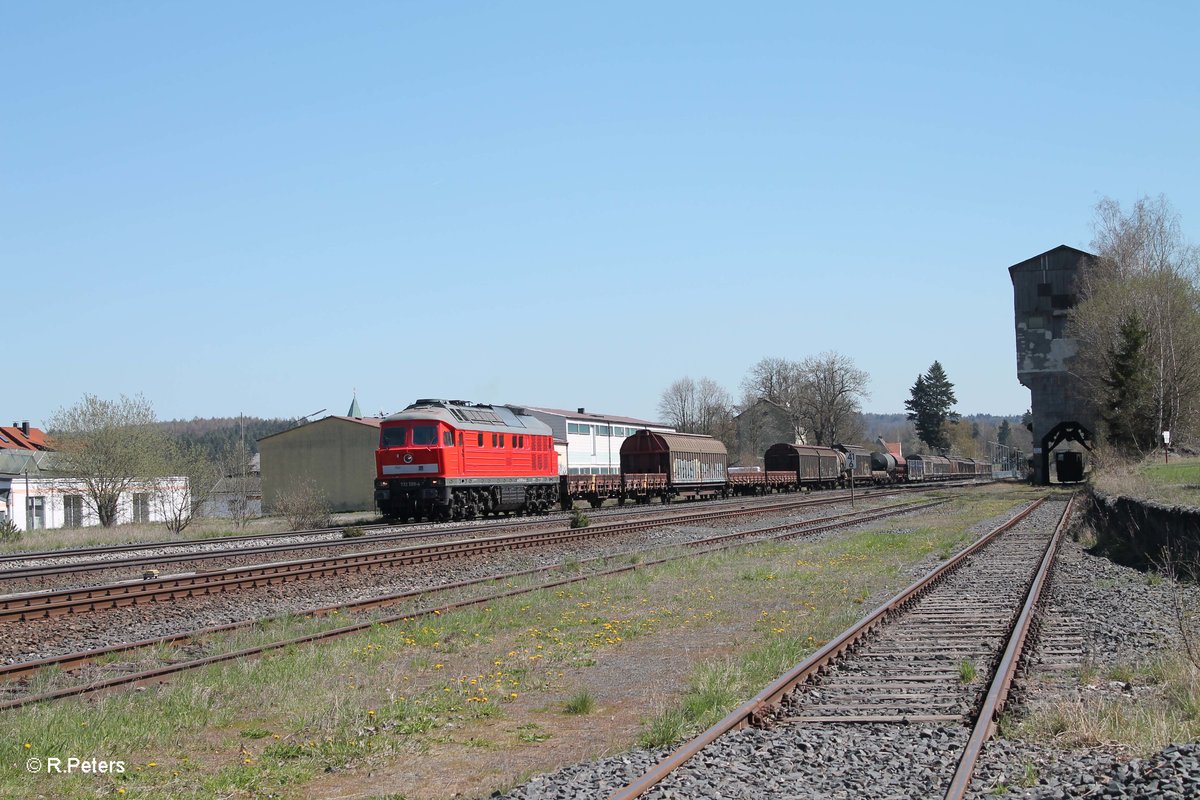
24,742 -> 31,749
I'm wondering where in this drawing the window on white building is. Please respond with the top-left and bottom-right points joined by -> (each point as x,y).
64,495 -> 83,528
26,496 -> 45,530
132,493 -> 150,524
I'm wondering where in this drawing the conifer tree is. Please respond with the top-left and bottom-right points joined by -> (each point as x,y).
1102,313 -> 1157,453
904,361 -> 959,453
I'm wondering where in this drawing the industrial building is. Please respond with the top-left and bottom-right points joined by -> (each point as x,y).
524,407 -> 673,475
1009,244 -> 1098,484
258,415 -> 382,513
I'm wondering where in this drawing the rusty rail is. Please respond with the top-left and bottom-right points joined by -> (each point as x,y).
1,497 -> 940,710
609,497 -> 1048,800
942,495 -> 1075,799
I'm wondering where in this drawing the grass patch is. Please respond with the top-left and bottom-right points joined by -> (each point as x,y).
5,485 -> 1043,798
959,660 -> 978,684
1012,652 -> 1200,753
1092,455 -> 1200,507
562,689 -> 595,715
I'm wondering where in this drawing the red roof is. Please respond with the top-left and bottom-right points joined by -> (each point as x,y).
0,425 -> 50,451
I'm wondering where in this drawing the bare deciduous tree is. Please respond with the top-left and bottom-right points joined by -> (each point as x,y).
48,394 -> 168,528
657,376 -> 735,450
273,478 -> 331,531
219,441 -> 258,529
153,440 -> 221,535
793,351 -> 869,446
1071,195 -> 1200,450
740,357 -> 803,408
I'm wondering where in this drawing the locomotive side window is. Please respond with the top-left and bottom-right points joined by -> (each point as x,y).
518,435 -> 524,448
382,427 -> 406,447
411,425 -> 438,446
492,434 -> 497,447
459,433 -> 464,447
444,431 -> 454,446
478,433 -> 484,447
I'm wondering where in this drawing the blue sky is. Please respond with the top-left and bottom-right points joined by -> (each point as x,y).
5,2 -> 1198,425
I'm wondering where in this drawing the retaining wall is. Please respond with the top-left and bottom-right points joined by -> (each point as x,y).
1085,488 -> 1200,574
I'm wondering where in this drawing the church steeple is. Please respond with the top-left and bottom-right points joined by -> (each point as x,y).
347,390 -> 362,418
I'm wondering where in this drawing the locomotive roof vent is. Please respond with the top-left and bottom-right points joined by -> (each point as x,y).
577,407 -> 585,414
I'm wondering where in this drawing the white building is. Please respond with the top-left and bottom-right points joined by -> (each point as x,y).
0,451 -> 188,532
524,407 -> 674,475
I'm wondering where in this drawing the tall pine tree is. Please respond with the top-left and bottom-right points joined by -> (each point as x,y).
905,361 -> 959,453
1102,313 -> 1157,453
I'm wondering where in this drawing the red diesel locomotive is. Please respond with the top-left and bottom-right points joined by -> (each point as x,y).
373,399 -> 559,521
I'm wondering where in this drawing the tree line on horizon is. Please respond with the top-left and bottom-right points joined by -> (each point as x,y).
656,352 -> 1026,462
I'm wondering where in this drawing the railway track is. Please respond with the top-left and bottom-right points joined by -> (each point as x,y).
0,496 -> 946,710
610,495 -> 1074,800
0,481 -> 980,578
0,490 -> 939,621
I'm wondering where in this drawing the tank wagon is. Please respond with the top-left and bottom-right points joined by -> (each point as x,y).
374,399 -> 559,521
871,450 -> 906,483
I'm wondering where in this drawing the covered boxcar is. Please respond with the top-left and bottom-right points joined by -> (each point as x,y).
763,443 -> 843,490
834,444 -> 873,486
620,430 -> 728,503
907,454 -> 950,481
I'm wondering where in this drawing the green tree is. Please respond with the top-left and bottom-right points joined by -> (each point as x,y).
1102,313 -> 1157,452
48,394 -> 169,527
997,419 -> 1012,446
904,361 -> 959,453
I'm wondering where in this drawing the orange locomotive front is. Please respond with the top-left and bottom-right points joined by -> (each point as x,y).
374,399 -> 559,521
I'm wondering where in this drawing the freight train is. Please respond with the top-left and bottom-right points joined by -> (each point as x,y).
373,399 -> 993,521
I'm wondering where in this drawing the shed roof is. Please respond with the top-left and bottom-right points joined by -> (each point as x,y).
258,415 -> 383,442
1007,244 -> 1095,277
524,406 -> 668,428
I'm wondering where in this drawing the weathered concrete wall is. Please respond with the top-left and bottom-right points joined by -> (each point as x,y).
1086,488 -> 1200,574
260,418 -> 380,513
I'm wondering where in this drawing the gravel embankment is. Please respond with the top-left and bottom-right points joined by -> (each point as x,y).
497,501 -> 1200,800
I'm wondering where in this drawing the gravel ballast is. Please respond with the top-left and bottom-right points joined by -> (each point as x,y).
498,505 -> 1200,800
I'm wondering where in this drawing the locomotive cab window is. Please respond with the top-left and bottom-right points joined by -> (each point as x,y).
459,433 -> 464,447
381,427 -> 406,447
444,431 -> 454,446
411,425 -> 438,446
